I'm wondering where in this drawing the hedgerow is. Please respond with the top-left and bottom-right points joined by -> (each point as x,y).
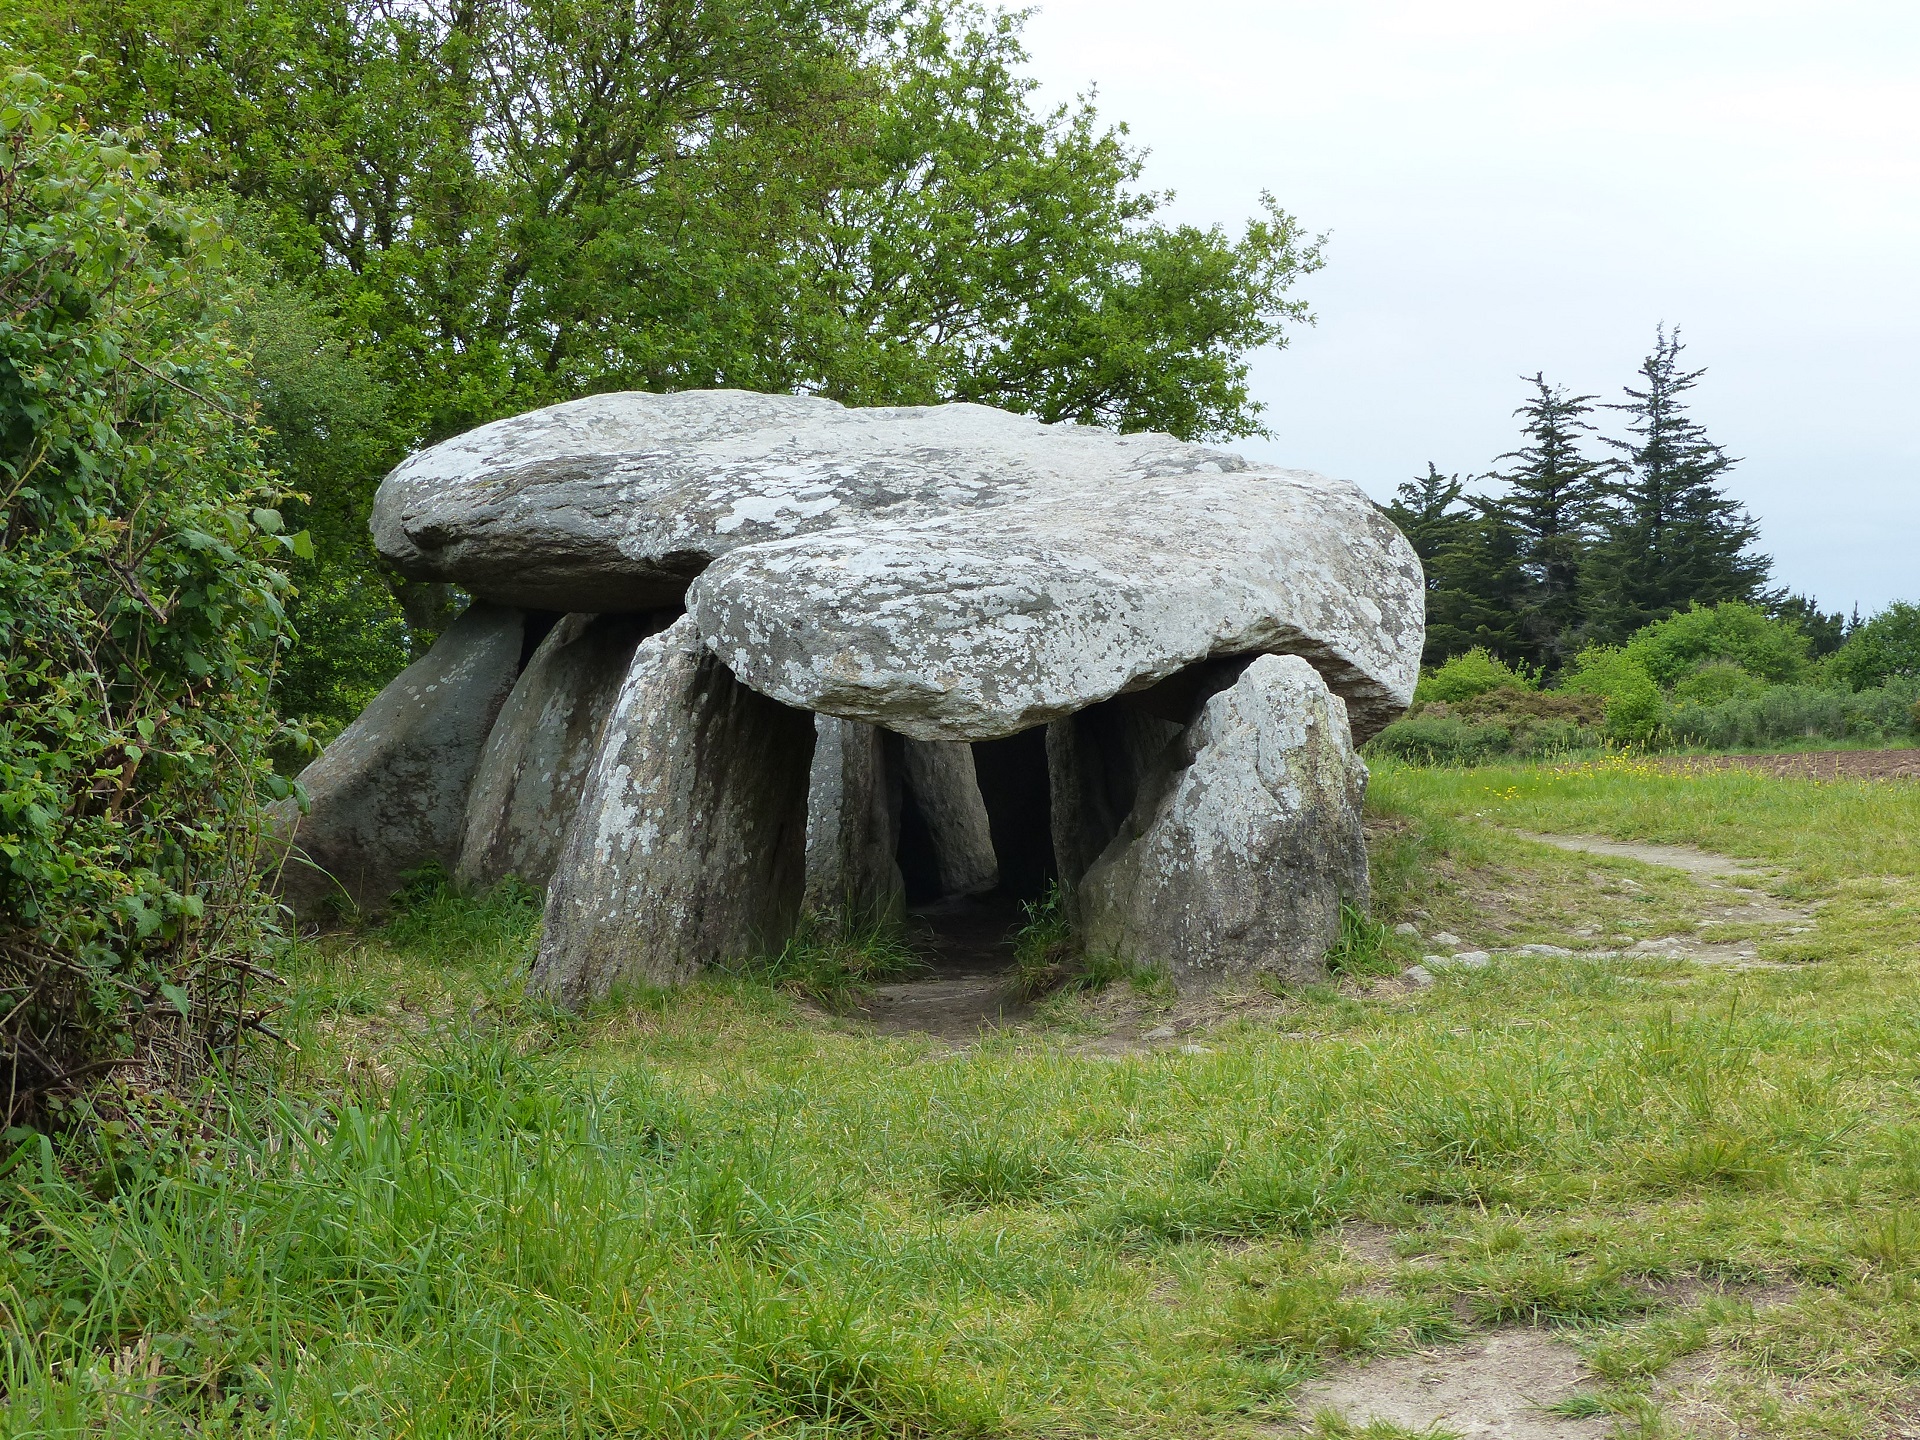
0,71 -> 300,1127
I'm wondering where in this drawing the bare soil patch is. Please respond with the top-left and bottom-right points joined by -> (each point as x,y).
855,896 -> 1031,1044
1667,748 -> 1920,783
1286,1330 -> 1610,1437
1511,830 -> 1769,879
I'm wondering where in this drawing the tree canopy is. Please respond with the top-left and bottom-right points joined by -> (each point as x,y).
1401,328 -> 1780,676
11,0 -> 1324,726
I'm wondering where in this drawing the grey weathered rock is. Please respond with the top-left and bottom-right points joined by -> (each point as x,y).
1075,655 -> 1370,992
1047,698 -> 1188,898
372,390 -> 1422,741
802,716 -> 904,923
689,468 -> 1419,742
456,612 -> 665,892
897,739 -> 998,899
531,617 -> 815,1003
276,603 -> 526,919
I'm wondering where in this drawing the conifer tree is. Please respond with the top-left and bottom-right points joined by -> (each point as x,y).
1384,464 -> 1525,667
1585,327 -> 1772,640
1484,375 -> 1604,674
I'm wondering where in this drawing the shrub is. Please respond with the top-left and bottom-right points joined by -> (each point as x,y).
1560,645 -> 1656,702
1664,680 -> 1918,750
0,72 -> 297,1127
1623,602 -> 1809,687
1368,715 -> 1514,766
1602,671 -> 1666,746
1832,602 -> 1920,691
1669,659 -> 1765,707
1413,648 -> 1533,705
1451,685 -> 1604,727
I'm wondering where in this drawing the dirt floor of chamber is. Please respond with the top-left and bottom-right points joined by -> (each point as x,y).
856,894 -> 1032,1043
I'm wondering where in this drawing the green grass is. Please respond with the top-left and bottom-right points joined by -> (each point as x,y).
5,761 -> 1920,1436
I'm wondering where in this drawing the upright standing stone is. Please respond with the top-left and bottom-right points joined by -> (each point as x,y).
456,612 -> 665,892
1047,702 -> 1186,899
897,739 -> 998,900
802,716 -> 905,924
1076,656 -> 1369,992
531,618 -> 816,1003
275,603 -> 526,919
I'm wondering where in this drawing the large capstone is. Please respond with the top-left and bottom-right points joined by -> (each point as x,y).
456,612 -> 666,892
372,391 -> 1422,742
275,603 -> 527,919
1073,655 -> 1369,991
531,617 -> 815,1003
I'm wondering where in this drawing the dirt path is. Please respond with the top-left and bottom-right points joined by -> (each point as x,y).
1503,831 -> 1814,970
855,896 -> 1031,1044
1511,830 -> 1770,879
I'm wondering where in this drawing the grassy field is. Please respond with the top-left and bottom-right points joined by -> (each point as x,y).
5,759 -> 1920,1437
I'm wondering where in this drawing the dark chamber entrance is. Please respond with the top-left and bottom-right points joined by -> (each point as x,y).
969,727 -> 1057,904
866,726 -> 1056,1036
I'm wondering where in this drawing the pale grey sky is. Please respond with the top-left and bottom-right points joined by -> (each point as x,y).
1022,0 -> 1918,615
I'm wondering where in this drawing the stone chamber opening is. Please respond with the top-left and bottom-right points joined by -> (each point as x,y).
872,725 -> 1058,1034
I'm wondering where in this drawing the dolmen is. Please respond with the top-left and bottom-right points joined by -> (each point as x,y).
276,390 -> 1424,1004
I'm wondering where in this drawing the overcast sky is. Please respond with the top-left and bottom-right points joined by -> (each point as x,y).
1019,0 -> 1918,616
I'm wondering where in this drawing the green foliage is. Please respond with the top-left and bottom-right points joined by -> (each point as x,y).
1584,326 -> 1772,641
1413,647 -> 1534,704
230,269 -> 411,732
1667,678 -> 1920,750
1399,330 -> 1773,671
14,0 -> 1325,724
1831,601 -> 1920,690
0,71 -> 293,1124
1622,601 -> 1808,688
1323,903 -> 1408,978
1559,644 -> 1656,701
1384,468 -> 1529,668
723,911 -> 923,1010
1369,716 -> 1515,767
1600,672 -> 1665,746
1668,658 -> 1764,707
1483,374 -> 1604,674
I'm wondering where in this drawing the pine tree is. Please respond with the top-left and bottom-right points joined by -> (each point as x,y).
1586,327 -> 1772,641
1770,593 -> 1849,659
1384,464 -> 1525,667
1484,375 -> 1604,674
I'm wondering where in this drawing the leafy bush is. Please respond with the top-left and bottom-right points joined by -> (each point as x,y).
1667,679 -> 1920,750
1601,670 -> 1666,746
0,72 -> 295,1126
1560,644 -> 1656,701
1368,716 -> 1516,766
1450,685 -> 1603,727
1670,659 -> 1764,707
1832,602 -> 1920,691
1623,602 -> 1809,687
1413,647 -> 1534,704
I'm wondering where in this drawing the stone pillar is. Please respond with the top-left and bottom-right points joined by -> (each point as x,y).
456,611 -> 666,892
274,602 -> 526,921
1046,703 -> 1184,902
531,617 -> 816,1004
897,738 -> 998,901
802,716 -> 906,924
1075,655 -> 1369,992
